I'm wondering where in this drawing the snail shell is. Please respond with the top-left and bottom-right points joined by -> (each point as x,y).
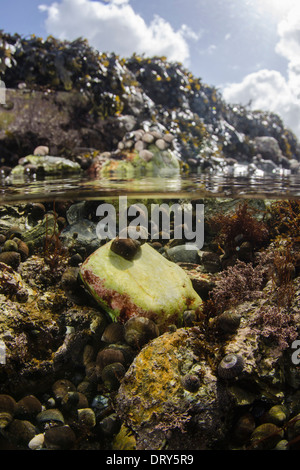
216,310 -> 241,334
124,316 -> 159,349
217,353 -> 244,379
110,237 -> 141,260
181,374 -> 200,393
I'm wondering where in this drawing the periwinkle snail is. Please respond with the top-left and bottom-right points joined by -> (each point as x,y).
110,237 -> 141,261
217,353 -> 244,379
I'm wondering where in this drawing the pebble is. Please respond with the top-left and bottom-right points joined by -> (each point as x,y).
28,433 -> 45,450
134,140 -> 145,151
139,149 -> 154,162
155,138 -> 168,150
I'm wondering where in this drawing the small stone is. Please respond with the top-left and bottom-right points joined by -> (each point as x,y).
139,149 -> 154,162
33,145 -> 49,156
134,140 -> 145,151
142,133 -> 155,144
163,134 -> 175,143
155,139 -> 168,150
124,140 -> 134,149
28,433 -> 45,450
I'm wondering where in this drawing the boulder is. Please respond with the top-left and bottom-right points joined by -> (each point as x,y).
116,328 -> 233,450
79,240 -> 202,329
11,154 -> 81,176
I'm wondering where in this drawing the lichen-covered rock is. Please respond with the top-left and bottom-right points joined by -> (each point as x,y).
115,328 -> 233,450
11,154 -> 81,176
80,240 -> 201,329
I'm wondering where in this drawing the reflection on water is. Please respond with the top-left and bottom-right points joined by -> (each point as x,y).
1,169 -> 300,203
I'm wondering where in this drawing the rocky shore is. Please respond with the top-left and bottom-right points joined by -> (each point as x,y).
0,32 -> 299,180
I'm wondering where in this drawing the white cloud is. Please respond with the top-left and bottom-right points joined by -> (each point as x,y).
222,3 -> 300,138
223,69 -> 300,136
38,0 -> 197,65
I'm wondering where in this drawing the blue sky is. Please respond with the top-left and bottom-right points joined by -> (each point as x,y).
1,0 -> 300,136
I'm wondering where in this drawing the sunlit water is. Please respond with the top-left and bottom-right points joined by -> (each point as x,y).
1,167 -> 300,203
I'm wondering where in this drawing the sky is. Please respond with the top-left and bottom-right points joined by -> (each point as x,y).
1,0 -> 300,137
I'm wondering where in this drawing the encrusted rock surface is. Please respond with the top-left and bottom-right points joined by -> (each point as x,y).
116,328 -> 234,450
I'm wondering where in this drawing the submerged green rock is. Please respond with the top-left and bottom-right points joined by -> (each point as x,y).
80,240 -> 201,329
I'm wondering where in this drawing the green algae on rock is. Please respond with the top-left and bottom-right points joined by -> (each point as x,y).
11,155 -> 81,176
79,240 -> 202,328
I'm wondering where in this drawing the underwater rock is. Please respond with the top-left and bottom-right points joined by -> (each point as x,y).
116,328 -> 233,450
165,244 -> 200,264
80,240 -> 202,329
250,423 -> 284,450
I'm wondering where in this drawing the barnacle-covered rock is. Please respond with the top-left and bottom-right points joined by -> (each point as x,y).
116,328 -> 234,450
80,240 -> 202,329
94,125 -> 180,178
